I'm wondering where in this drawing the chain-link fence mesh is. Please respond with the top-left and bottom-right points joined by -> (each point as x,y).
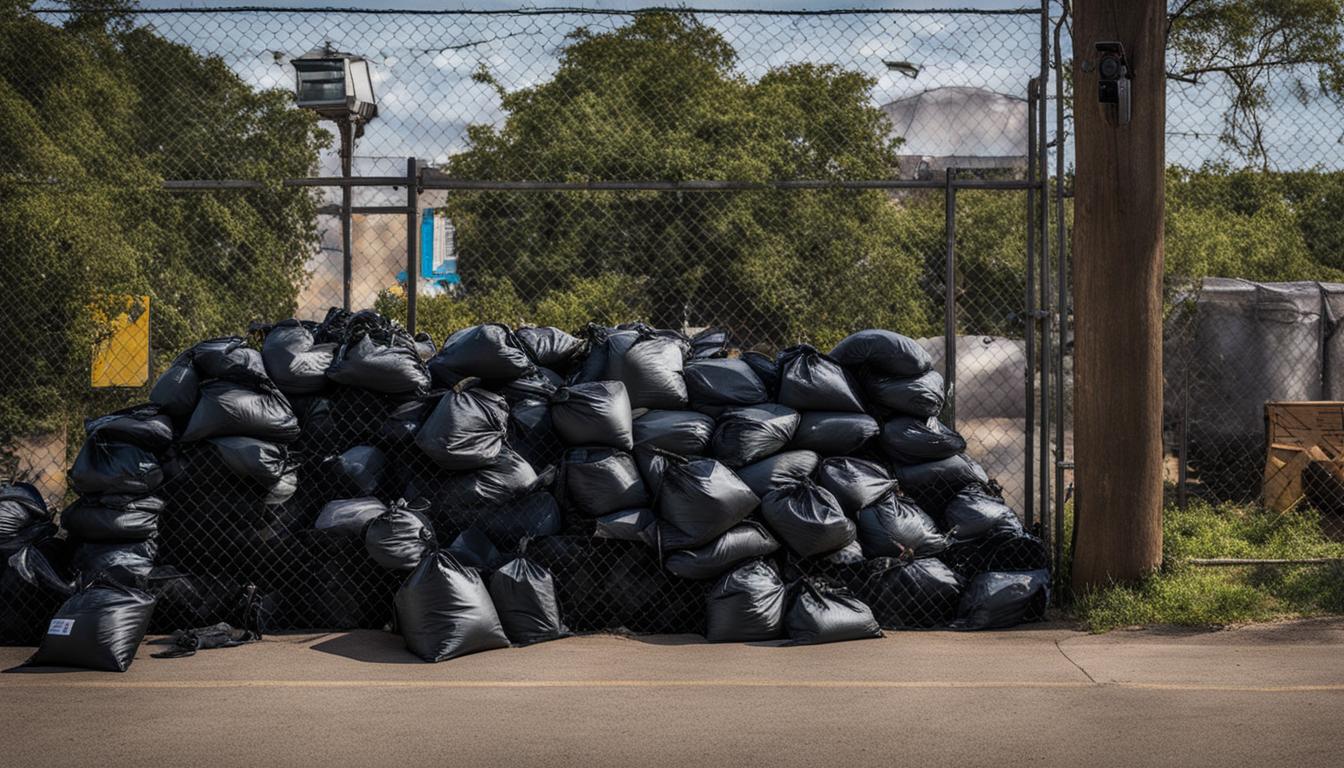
1,4 -> 1058,640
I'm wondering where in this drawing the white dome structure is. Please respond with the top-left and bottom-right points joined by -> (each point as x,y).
879,86 -> 1029,179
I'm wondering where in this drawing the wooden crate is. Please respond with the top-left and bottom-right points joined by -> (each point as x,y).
1263,402 -> 1344,512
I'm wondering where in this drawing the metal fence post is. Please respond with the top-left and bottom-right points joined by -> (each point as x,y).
945,167 -> 958,430
406,156 -> 419,335
1025,79 -> 1038,529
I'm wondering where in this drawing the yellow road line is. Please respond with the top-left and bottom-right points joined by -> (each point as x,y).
1,678 -> 1342,693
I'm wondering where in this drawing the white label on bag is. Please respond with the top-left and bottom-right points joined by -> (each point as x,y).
47,618 -> 74,636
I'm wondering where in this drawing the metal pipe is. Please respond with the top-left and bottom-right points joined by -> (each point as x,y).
1038,0 -> 1053,539
163,177 -> 1040,193
1025,78 -> 1038,529
1188,558 -> 1344,567
339,120 -> 354,311
1053,1 -> 1071,586
944,168 -> 958,430
406,157 -> 419,335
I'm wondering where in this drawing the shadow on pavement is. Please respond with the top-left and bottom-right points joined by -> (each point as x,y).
310,629 -> 420,664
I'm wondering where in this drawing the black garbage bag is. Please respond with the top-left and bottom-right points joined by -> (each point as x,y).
814,457 -> 897,515
327,333 -> 431,395
378,396 -> 432,449
781,539 -> 866,589
689,327 -> 731,359
0,481 -> 49,542
84,404 -> 175,452
573,325 -> 636,383
516,326 -> 583,371
395,549 -> 510,662
550,381 -> 634,450
415,381 -> 509,470
72,538 -> 158,583
761,479 -> 855,558
321,444 -> 386,497
70,439 -> 163,496
314,497 -> 387,537
856,492 -> 947,557
735,450 -> 819,498
740,351 -> 779,398
137,567 -> 245,635
684,359 -> 769,407
880,416 -> 967,464
1,532 -> 74,644
620,331 -> 688,409
559,447 -> 648,517
181,380 -> 300,443
262,319 -> 337,395
950,569 -> 1051,630
194,337 -> 267,384
943,484 -> 1023,542
665,521 -> 779,580
657,456 -> 760,550
830,329 -> 933,378
26,577 -> 156,672
593,507 -> 659,546
784,578 -> 882,645
406,448 -> 538,513
705,559 -> 785,642
472,492 -> 563,552
893,454 -> 989,515
204,436 -> 289,486
496,367 -> 562,404
447,526 -> 504,570
365,498 -> 437,571
149,352 -> 201,418
429,324 -> 533,385
711,404 -> 799,467
634,447 -> 670,499
633,409 -> 715,455
941,530 -> 1050,580
414,333 -> 436,362
776,345 -> 866,413
856,556 -> 963,629
488,556 -> 568,645
863,369 -> 945,417
60,494 -> 164,542
790,411 -> 879,456
507,398 -> 563,472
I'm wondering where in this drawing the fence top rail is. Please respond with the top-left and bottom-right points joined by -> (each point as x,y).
157,176 -> 1039,192
30,5 -> 1044,17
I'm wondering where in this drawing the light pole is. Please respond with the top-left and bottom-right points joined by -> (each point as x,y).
292,43 -> 378,311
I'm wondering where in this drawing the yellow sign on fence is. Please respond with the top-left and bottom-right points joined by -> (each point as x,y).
91,295 -> 151,388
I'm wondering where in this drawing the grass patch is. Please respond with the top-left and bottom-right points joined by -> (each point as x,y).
1073,500 -> 1344,632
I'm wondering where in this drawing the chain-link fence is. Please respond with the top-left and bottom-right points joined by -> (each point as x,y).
1,4 -> 1060,640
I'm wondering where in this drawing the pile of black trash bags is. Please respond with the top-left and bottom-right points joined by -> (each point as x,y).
0,311 -> 1049,668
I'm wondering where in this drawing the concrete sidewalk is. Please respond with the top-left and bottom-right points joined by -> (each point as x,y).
2,619 -> 1342,767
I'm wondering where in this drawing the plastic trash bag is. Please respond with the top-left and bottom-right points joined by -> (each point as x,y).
664,521 -> 779,580
550,380 -> 635,450
61,495 -> 164,542
327,333 -> 431,395
414,333 -> 436,362
447,526 -> 504,570
0,481 -> 49,542
314,497 -> 387,537
507,398 -> 563,472
488,557 -> 568,645
471,492 -> 564,552
84,404 -> 175,452
365,498 -> 437,571
559,447 -> 648,517
776,345 -> 866,413
378,397 -> 433,449
262,319 -> 336,395
72,538 -> 158,583
656,456 -> 760,550
406,448 -> 538,511
70,439 -> 163,495
395,549 -> 510,662
27,577 -> 157,672
740,351 -> 779,398
784,578 -> 882,645
893,454 -> 989,515
633,409 -> 715,455
761,479 -> 855,558
862,369 -> 945,417
193,337 -> 267,384
496,367 -> 561,404
181,380 -> 300,443
950,569 -> 1050,630
735,450 -> 819,498
941,530 -> 1050,580
830,329 -> 932,378
149,353 -> 202,417
856,556 -> 962,629
943,484 -> 1023,542
814,456 -> 897,515
321,444 -> 386,497
515,326 -> 583,371
684,359 -> 769,407
429,324 -> 533,384
781,539 -> 866,589
620,331 -> 688,409
856,492 -> 947,557
593,508 -> 659,546
880,416 -> 967,464
711,404 -> 800,468
415,381 -> 509,471
206,436 -> 289,485
689,327 -> 731,359
790,411 -> 879,456
705,559 -> 785,642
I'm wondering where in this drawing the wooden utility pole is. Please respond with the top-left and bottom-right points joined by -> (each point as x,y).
1071,0 -> 1165,590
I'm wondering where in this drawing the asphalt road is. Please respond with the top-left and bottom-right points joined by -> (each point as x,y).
2,619 -> 1342,768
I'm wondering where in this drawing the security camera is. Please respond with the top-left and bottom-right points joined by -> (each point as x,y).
1094,41 -> 1131,126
